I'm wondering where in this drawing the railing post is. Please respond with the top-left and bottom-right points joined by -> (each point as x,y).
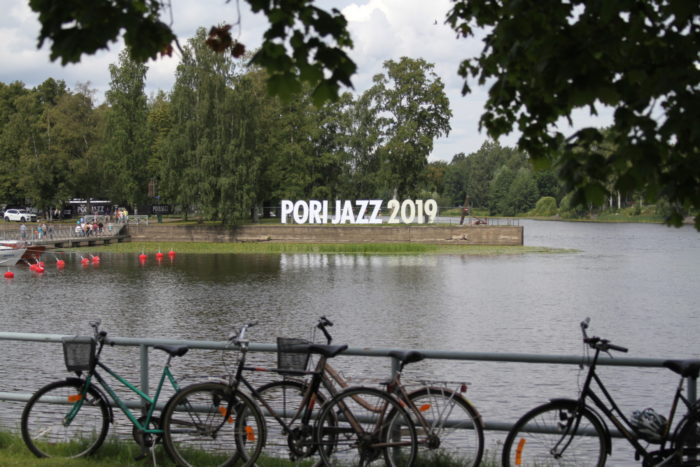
688,376 -> 697,405
391,355 -> 399,381
140,344 -> 149,415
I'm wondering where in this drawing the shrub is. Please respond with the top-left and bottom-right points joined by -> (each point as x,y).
530,196 -> 558,216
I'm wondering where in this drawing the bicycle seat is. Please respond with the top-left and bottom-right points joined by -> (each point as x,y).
663,359 -> 700,379
388,350 -> 425,365
308,344 -> 348,358
154,345 -> 189,357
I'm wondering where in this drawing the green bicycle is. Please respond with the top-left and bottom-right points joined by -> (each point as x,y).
21,320 -> 265,466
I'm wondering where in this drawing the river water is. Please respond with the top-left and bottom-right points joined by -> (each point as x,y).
1,219 -> 699,464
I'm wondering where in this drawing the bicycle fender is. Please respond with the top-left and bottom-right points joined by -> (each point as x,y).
549,398 -> 612,456
671,403 -> 700,447
64,377 -> 115,424
406,386 -> 484,426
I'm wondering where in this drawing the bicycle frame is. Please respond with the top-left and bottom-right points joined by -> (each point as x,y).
66,345 -> 181,438
226,324 -> 400,460
235,347 -> 351,435
566,345 -> 692,463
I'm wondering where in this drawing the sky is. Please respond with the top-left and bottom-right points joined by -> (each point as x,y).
0,0 -> 543,162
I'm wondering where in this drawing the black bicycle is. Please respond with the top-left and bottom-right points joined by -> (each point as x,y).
502,318 -> 700,466
166,321 -> 418,466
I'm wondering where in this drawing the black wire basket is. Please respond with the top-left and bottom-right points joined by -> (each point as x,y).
62,336 -> 96,372
277,337 -> 311,374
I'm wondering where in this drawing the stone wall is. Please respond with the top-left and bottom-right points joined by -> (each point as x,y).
127,224 -> 523,246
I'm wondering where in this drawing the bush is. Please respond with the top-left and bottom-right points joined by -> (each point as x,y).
529,196 -> 558,217
558,193 -> 587,218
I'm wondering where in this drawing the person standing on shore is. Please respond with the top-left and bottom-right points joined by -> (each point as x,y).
19,223 -> 27,240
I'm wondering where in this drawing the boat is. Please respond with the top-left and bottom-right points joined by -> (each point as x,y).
0,241 -> 45,264
0,246 -> 27,266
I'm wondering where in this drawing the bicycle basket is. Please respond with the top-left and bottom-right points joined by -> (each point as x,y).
277,337 -> 311,373
62,336 -> 96,372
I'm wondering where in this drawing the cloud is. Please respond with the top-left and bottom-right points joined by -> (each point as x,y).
0,0 -> 508,159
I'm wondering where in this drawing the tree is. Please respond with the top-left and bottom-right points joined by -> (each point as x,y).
367,57 -> 452,199
447,0 -> 700,229
103,50 -> 150,208
0,82 -> 31,204
28,0 -> 700,228
29,0 -> 356,104
163,29 -> 261,223
508,168 -> 540,215
488,166 -> 515,216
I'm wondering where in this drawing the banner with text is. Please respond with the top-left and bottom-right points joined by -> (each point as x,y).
280,199 -> 438,224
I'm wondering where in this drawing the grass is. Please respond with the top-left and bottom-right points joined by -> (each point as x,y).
0,429 -> 501,466
76,241 -> 571,256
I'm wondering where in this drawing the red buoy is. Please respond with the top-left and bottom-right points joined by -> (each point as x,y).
4,270 -> 14,279
139,253 -> 147,261
56,259 -> 65,269
168,250 -> 176,258
81,257 -> 90,265
155,251 -> 164,260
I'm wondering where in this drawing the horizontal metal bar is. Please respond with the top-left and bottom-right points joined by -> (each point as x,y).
0,332 -> 669,368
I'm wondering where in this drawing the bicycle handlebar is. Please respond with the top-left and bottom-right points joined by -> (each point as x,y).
229,321 -> 258,344
580,318 -> 628,353
317,316 -> 333,344
89,319 -> 113,346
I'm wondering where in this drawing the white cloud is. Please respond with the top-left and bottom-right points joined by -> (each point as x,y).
0,0 -> 512,160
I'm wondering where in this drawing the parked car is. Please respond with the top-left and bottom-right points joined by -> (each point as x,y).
3,209 -> 37,222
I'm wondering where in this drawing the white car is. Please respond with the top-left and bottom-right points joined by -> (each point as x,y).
3,209 -> 37,222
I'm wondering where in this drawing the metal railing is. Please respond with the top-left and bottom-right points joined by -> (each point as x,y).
0,223 -> 126,243
0,330 -> 695,436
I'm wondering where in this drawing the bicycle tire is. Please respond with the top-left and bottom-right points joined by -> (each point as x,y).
161,381 -> 265,467
406,386 -> 484,466
255,379 -> 329,462
671,403 -> 700,466
315,386 -> 417,467
21,379 -> 110,458
502,400 -> 607,467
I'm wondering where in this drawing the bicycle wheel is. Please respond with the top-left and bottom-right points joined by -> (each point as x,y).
161,382 -> 265,467
256,379 -> 328,461
406,387 -> 484,466
502,400 -> 607,467
21,379 -> 110,458
315,386 -> 417,467
671,404 -> 700,465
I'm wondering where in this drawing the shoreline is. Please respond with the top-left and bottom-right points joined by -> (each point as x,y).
78,241 -> 572,256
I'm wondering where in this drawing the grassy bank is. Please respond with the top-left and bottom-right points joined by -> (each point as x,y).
79,241 -> 570,256
0,431 -> 501,466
